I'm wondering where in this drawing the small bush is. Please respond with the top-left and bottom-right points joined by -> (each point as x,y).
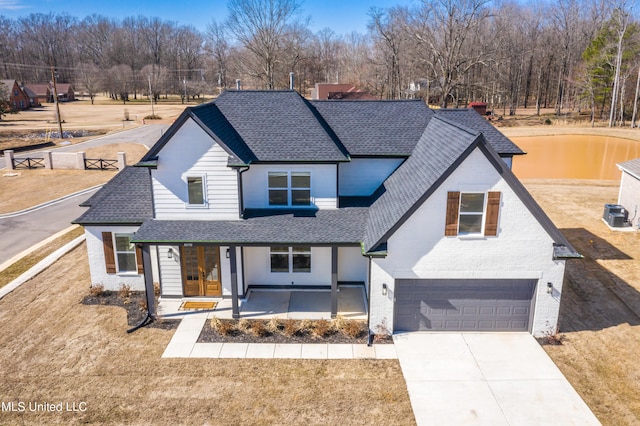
312,319 -> 331,338
341,320 -> 366,339
251,321 -> 270,337
333,315 -> 346,331
544,118 -> 552,125
144,114 -> 162,120
211,317 -> 236,336
138,299 -> 147,312
118,283 -> 131,299
266,317 -> 281,333
282,319 -> 298,337
153,282 -> 160,297
89,284 -> 105,297
298,319 -> 313,335
237,318 -> 251,333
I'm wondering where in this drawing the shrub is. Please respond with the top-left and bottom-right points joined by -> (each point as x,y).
237,318 -> 251,333
211,317 -> 236,336
144,114 -> 162,120
251,321 -> 270,337
153,282 -> 160,297
118,283 -> 131,299
333,315 -> 346,331
544,118 -> 552,125
138,299 -> 147,312
312,319 -> 331,338
266,317 -> 281,333
341,320 -> 366,339
298,319 -> 313,335
89,284 -> 104,297
282,319 -> 298,337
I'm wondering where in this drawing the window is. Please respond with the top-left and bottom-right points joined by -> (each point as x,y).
187,176 -> 205,205
270,246 -> 311,273
114,233 -> 137,273
445,191 -> 501,237
268,172 -> 311,206
458,193 -> 485,234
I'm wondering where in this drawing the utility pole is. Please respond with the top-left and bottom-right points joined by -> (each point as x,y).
51,67 -> 63,138
148,74 -> 155,117
183,77 -> 187,104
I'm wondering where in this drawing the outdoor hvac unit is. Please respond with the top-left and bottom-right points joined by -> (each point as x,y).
604,204 -> 628,227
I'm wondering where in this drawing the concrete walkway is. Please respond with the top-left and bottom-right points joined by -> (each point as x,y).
393,332 -> 600,426
162,315 -> 397,360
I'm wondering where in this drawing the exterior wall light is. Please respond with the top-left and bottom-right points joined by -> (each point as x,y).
226,248 -> 230,258
167,248 -> 173,259
547,282 -> 553,294
382,283 -> 388,296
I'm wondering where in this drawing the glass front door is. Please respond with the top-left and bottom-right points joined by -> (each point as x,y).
181,246 -> 221,297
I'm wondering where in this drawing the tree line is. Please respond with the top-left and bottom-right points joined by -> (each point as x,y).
0,0 -> 639,126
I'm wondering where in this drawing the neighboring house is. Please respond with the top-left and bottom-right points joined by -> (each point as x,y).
311,83 -> 375,100
617,158 -> 640,228
74,90 -> 579,336
1,79 -> 30,110
21,85 -> 41,107
24,83 -> 51,104
54,83 -> 75,102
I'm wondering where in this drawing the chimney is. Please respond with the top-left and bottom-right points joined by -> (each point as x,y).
289,72 -> 294,90
236,79 -> 241,90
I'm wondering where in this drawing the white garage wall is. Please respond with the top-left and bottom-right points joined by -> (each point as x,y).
369,148 -> 566,336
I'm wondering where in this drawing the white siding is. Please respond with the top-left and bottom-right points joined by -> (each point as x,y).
368,148 -> 566,336
84,225 -> 144,291
618,171 -> 640,228
152,118 -> 239,220
337,246 -> 367,282
338,158 -> 404,196
243,246 -> 332,286
243,164 -> 337,209
158,245 -> 182,297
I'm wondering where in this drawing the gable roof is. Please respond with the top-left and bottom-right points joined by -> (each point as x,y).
363,115 -> 577,257
311,99 -> 434,157
73,166 -> 153,225
363,116 -> 482,252
618,158 -> 640,180
435,109 -> 525,155
24,83 -> 51,97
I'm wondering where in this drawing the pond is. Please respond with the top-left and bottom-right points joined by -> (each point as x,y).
511,134 -> 640,180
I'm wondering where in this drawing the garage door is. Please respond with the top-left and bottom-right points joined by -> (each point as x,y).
394,279 -> 536,332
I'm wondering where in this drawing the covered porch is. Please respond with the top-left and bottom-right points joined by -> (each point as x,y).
157,286 -> 368,320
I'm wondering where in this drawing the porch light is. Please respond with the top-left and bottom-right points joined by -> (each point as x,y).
226,248 -> 230,258
382,283 -> 388,296
547,282 -> 553,294
167,248 -> 173,259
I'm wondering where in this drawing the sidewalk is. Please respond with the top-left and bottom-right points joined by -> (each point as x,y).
162,315 -> 398,360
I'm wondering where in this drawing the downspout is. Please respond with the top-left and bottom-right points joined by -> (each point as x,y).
235,166 -> 250,218
128,243 -> 156,333
366,255 -> 374,346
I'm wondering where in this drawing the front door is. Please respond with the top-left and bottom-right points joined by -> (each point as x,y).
181,246 -> 222,297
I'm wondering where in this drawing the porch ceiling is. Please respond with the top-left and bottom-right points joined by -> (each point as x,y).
131,207 -> 368,245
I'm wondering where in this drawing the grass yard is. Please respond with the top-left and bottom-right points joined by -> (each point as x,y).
0,244 -> 415,425
523,179 -> 640,425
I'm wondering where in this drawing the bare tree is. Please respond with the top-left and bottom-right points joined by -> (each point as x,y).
75,63 -> 103,104
226,0 -> 302,89
608,1 -> 635,126
205,19 -> 231,91
369,7 -> 409,99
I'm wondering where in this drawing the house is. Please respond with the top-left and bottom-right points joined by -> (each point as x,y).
23,83 -> 51,104
73,90 -> 579,336
616,158 -> 640,228
21,85 -> 41,107
468,101 -> 488,115
1,79 -> 30,111
54,83 -> 75,102
311,83 -> 375,100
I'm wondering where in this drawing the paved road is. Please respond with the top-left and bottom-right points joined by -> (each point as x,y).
0,124 -> 168,169
0,188 -> 99,265
0,124 -> 169,263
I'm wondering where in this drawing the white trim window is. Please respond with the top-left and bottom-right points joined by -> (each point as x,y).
458,192 -> 486,234
114,233 -> 137,273
186,175 -> 206,206
268,171 -> 311,206
270,246 -> 311,273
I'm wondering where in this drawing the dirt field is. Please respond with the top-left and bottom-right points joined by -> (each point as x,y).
0,244 -> 415,425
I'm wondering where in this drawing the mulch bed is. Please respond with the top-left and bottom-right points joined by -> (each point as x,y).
81,290 -> 179,330
198,318 -> 393,344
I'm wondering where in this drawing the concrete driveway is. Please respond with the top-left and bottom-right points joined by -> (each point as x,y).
393,333 -> 600,425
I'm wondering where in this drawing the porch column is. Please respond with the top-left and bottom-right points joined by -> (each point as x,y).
229,245 -> 240,319
331,246 -> 338,318
141,244 -> 156,319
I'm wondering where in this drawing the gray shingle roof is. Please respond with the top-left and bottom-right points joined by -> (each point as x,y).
310,99 -> 434,156
73,166 -> 153,225
363,116 -> 482,252
213,90 -> 349,162
618,158 -> 640,179
434,109 -> 525,155
131,208 -> 368,245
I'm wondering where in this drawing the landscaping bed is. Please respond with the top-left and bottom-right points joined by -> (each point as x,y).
199,317 -> 393,344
